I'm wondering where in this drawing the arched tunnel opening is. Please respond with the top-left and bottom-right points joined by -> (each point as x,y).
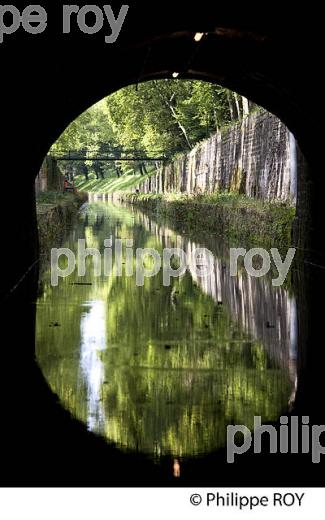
35,76 -> 299,467
1,12 -> 325,486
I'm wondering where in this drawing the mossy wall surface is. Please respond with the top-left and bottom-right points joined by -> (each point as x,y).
123,193 -> 295,251
137,110 -> 298,205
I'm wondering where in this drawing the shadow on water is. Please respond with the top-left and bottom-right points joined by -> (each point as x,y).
35,201 -> 297,470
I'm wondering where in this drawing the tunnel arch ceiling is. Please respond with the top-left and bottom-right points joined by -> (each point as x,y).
44,27 -> 315,173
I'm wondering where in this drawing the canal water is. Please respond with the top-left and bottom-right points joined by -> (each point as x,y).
35,200 -> 296,462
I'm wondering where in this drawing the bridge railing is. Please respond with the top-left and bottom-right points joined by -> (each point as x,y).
50,148 -> 168,162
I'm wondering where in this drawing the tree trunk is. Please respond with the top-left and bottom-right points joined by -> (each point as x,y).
153,81 -> 192,149
115,162 -> 121,177
83,165 -> 88,181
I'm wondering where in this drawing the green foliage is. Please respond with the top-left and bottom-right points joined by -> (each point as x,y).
74,173 -> 148,194
106,80 -> 235,153
51,99 -> 115,152
36,191 -> 77,205
74,163 -> 157,193
50,80 -> 241,180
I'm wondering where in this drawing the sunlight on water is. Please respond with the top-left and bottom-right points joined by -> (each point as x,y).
79,300 -> 106,431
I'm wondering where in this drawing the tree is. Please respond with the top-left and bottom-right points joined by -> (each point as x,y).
50,80 -> 248,177
93,162 -> 105,180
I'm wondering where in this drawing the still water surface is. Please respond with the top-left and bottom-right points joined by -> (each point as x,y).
36,201 -> 296,459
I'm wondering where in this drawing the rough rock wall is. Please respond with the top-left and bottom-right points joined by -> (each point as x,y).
35,157 -> 64,194
139,110 -> 297,203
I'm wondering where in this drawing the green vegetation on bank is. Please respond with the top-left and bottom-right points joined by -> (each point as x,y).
74,168 -> 156,194
36,191 -> 81,206
123,192 -> 296,251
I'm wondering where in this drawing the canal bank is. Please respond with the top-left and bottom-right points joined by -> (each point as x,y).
37,191 -> 87,260
122,192 -> 296,251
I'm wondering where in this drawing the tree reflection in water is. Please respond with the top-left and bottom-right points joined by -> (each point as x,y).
36,201 -> 296,458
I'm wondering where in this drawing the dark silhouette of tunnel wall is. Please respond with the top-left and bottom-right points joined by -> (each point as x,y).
1,5 -> 325,485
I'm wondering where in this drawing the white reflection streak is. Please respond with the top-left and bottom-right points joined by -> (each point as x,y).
288,296 -> 298,407
79,300 -> 106,431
